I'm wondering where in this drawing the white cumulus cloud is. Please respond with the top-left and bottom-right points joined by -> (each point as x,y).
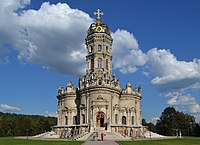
0,104 -> 21,112
146,48 -> 200,119
165,91 -> 200,114
146,48 -> 200,91
0,0 -> 149,76
112,29 -> 147,74
166,91 -> 196,106
0,0 -> 92,75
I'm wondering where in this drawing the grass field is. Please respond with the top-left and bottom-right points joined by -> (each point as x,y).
119,137 -> 200,145
0,137 -> 84,145
0,137 -> 200,145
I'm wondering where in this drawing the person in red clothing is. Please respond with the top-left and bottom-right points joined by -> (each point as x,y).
101,132 -> 104,141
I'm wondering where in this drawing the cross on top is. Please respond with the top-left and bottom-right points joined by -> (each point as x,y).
94,9 -> 104,20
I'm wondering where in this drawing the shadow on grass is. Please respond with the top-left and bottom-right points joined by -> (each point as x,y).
0,137 -> 84,145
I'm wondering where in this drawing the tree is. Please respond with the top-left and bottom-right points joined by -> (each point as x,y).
0,112 -> 57,137
175,112 -> 195,136
156,107 -> 177,136
14,116 -> 32,136
142,119 -> 156,132
0,116 -> 16,136
192,123 -> 200,137
156,107 -> 196,136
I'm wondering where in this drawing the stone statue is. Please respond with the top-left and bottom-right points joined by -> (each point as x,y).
61,86 -> 64,94
138,85 -> 142,94
57,86 -> 61,95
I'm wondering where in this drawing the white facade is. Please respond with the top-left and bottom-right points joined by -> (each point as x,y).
55,10 -> 143,138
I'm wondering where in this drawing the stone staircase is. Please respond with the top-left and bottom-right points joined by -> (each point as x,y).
74,132 -> 91,141
143,130 -> 165,138
85,130 -> 129,141
105,132 -> 130,141
34,130 -> 91,141
34,131 -> 59,138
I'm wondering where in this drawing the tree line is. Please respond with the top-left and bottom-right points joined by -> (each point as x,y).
143,107 -> 200,137
1,107 -> 200,137
0,112 -> 57,137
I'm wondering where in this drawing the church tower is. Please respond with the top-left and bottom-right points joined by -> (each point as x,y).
86,9 -> 113,75
79,9 -> 120,90
78,9 -> 121,132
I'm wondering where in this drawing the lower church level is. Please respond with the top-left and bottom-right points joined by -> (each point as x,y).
53,78 -> 143,138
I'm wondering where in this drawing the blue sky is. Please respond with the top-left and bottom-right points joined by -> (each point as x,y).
0,0 -> 200,123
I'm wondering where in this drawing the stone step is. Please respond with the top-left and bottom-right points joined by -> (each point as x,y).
76,132 -> 92,141
95,127 -> 105,131
143,131 -> 165,138
88,131 -> 129,141
34,131 -> 59,138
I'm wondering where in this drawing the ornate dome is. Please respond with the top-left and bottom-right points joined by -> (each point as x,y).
87,22 -> 111,36
87,9 -> 111,36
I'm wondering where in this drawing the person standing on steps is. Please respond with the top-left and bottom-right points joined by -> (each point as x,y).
96,131 -> 99,138
101,132 -> 104,141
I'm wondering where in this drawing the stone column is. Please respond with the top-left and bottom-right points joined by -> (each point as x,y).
90,106 -> 94,132
106,105 -> 111,132
126,109 -> 129,126
111,95 -> 113,124
80,109 -> 82,125
85,95 -> 88,124
69,110 -> 72,125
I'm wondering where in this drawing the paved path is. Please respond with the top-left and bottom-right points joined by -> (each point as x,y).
82,140 -> 119,145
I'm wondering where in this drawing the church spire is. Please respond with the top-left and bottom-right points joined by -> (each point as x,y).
94,9 -> 104,26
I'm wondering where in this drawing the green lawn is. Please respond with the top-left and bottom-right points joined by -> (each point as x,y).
119,137 -> 200,145
0,137 -> 84,145
1,137 -> 200,145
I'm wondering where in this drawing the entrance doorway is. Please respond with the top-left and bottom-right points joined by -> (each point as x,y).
96,112 -> 104,127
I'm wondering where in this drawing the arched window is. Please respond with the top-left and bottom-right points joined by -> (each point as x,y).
106,59 -> 109,70
65,116 -> 68,125
98,58 -> 102,68
98,45 -> 102,52
115,114 -> 118,124
91,59 -> 94,69
122,116 -> 126,125
73,116 -> 77,125
82,114 -> 85,124
132,116 -> 134,125
90,46 -> 93,53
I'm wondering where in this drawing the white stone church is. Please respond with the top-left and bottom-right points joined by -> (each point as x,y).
53,9 -> 143,139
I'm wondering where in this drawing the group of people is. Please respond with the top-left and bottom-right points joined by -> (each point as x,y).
176,131 -> 182,138
93,131 -> 106,141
